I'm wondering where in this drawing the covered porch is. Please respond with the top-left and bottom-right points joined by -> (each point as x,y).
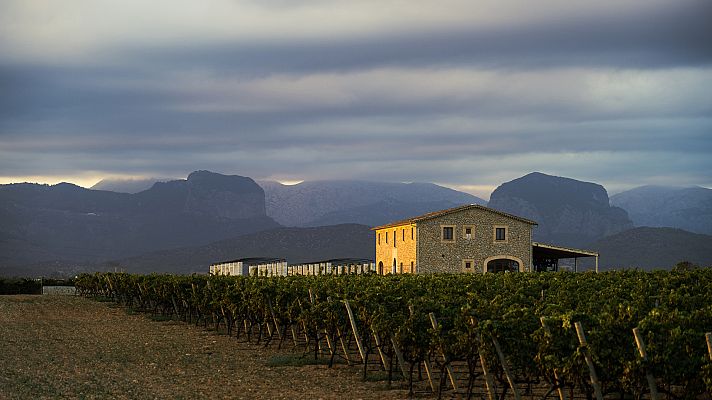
532,242 -> 599,272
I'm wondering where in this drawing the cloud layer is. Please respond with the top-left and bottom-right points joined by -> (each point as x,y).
1,0 -> 711,197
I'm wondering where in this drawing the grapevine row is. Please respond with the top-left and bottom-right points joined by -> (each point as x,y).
75,270 -> 712,398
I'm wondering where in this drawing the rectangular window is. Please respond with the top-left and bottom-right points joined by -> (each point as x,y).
410,261 -> 414,273
495,227 -> 506,241
394,230 -> 396,247
462,259 -> 475,273
378,233 -> 381,245
402,229 -> 405,241
442,226 -> 454,241
411,227 -> 414,240
463,226 -> 473,240
386,231 -> 388,243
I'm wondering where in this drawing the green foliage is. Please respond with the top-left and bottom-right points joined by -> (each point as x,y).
75,269 -> 712,396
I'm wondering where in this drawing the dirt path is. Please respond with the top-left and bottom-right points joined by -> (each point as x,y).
0,295 -> 407,399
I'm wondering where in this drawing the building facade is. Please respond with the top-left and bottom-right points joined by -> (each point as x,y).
210,257 -> 288,276
373,204 -> 537,274
210,258 -> 375,276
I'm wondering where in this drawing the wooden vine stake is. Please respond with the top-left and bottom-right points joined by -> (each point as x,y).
267,297 -> 282,341
428,312 -> 461,398
540,317 -> 567,400
491,336 -> 522,400
706,333 -> 712,360
390,336 -> 408,378
337,326 -> 352,366
290,325 -> 299,347
574,322 -> 603,400
307,289 -> 325,353
422,359 -> 436,393
343,300 -> 366,361
371,328 -> 390,370
409,305 -> 435,393
469,317 -> 495,400
632,328 -> 659,400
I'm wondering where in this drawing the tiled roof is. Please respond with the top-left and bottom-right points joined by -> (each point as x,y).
371,204 -> 538,230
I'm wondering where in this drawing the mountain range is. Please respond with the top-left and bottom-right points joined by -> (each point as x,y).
0,171 -> 279,273
488,172 -> 633,248
1,170 -> 711,276
91,178 -> 171,194
610,185 -> 712,235
591,227 -> 712,270
260,180 -> 485,227
112,224 -> 374,274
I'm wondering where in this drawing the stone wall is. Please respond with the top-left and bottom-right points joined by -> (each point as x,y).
416,207 -> 533,273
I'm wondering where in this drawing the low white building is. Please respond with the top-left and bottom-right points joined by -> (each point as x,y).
287,258 -> 376,276
210,257 -> 376,277
210,257 -> 287,277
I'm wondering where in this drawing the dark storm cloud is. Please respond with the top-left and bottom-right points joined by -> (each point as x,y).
1,0 -> 711,193
122,0 -> 712,75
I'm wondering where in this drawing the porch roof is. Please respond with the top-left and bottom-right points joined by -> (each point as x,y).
532,242 -> 598,259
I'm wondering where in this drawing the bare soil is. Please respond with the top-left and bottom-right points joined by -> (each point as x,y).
0,295 -> 407,399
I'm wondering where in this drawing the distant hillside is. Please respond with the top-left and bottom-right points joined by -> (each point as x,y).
0,171 -> 279,275
610,185 -> 712,235
592,227 -> 712,270
110,224 -> 374,274
260,180 -> 485,227
488,172 -> 632,247
91,178 -> 169,194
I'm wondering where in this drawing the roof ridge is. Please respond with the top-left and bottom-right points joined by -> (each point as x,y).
371,204 -> 537,230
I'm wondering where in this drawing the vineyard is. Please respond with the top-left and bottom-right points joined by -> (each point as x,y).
75,270 -> 712,399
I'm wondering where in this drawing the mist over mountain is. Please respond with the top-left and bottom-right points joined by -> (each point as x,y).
488,172 -> 633,248
260,180 -> 485,227
0,171 -> 279,275
110,224 -> 374,274
610,185 -> 712,235
91,178 -> 168,194
590,227 -> 712,270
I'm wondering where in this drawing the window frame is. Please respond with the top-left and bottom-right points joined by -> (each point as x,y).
463,225 -> 474,240
493,225 -> 508,243
462,259 -> 475,273
441,225 -> 456,243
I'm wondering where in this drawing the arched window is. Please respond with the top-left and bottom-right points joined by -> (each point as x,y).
486,258 -> 520,273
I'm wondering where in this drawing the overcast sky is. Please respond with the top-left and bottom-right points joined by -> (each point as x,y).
1,0 -> 710,198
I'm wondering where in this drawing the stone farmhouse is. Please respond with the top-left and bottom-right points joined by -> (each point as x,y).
372,204 -> 598,274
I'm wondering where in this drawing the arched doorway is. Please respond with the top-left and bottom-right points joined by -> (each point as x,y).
378,261 -> 383,275
485,256 -> 522,273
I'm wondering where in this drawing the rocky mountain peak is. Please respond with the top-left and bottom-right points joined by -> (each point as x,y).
488,172 -> 632,247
